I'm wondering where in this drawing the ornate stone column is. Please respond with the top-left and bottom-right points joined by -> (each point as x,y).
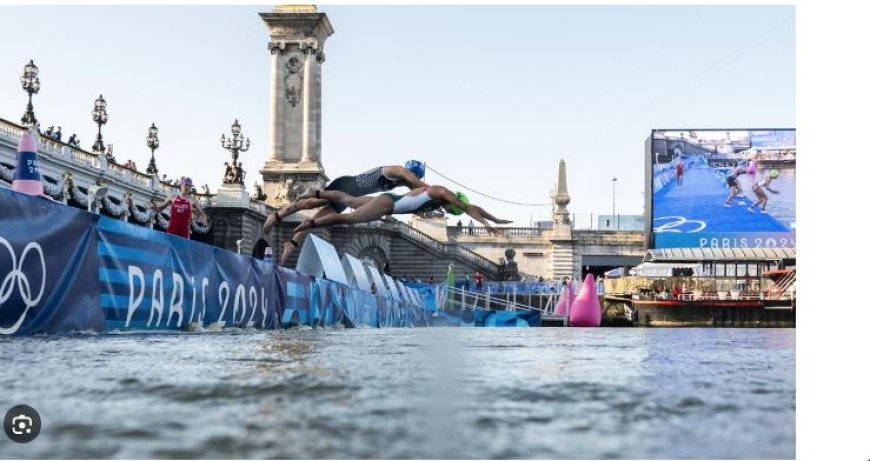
259,6 -> 333,207
549,159 -> 575,278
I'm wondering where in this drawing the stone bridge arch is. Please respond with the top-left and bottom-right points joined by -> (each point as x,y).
345,233 -> 392,271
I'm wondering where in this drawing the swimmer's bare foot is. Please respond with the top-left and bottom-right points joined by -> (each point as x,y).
297,187 -> 321,200
293,218 -> 317,234
264,211 -> 281,234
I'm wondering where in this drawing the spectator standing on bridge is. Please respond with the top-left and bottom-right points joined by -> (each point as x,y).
456,219 -> 463,234
464,273 -> 471,291
474,271 -> 483,291
53,126 -> 62,141
151,176 -> 207,239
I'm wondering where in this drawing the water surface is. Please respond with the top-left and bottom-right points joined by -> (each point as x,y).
0,328 -> 795,459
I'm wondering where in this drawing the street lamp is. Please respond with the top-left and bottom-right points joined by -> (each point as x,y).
612,177 -> 618,230
146,123 -> 159,175
91,94 -> 108,153
20,59 -> 40,126
220,118 -> 250,185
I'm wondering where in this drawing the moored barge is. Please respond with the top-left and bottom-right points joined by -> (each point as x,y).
603,248 -> 795,327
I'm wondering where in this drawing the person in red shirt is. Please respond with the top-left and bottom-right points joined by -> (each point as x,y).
474,271 -> 483,291
675,159 -> 685,188
151,176 -> 207,239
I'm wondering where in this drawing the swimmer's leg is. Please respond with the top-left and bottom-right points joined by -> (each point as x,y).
292,195 -> 394,234
264,197 -> 331,234
279,206 -> 337,265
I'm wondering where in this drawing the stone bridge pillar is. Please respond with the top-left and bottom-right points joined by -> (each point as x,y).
549,159 -> 575,278
259,6 -> 333,207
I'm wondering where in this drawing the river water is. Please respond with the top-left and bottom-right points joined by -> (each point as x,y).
1,328 -> 794,459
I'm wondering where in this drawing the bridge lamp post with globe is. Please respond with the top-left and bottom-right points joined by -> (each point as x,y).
20,59 -> 40,126
146,123 -> 159,175
91,94 -> 108,153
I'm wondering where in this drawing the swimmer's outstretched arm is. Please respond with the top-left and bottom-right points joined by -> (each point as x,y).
429,186 -> 501,235
383,165 -> 429,190
466,204 -> 513,225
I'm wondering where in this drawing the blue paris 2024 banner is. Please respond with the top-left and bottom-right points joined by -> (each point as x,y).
97,217 -> 282,331
2,187 -> 421,335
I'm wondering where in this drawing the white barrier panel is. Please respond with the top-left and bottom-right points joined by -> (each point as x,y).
382,275 -> 402,301
394,281 -> 409,303
366,264 -> 388,298
341,253 -> 372,291
397,283 -> 413,306
296,234 -> 348,285
410,288 -> 423,308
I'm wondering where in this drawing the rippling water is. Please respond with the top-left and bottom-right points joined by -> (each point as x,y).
1,328 -> 794,459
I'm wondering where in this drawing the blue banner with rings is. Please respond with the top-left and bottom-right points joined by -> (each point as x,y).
1,189 -> 99,335
1,188 -> 425,335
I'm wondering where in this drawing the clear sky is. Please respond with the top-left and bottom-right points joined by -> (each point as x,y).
0,5 -> 794,225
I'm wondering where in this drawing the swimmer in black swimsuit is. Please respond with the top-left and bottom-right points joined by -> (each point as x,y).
264,161 -> 428,265
723,163 -> 749,207
291,186 -> 512,239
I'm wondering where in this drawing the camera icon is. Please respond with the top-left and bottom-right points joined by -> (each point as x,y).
4,405 -> 41,443
11,414 -> 33,435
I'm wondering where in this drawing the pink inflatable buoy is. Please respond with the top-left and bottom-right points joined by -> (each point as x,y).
555,295 -> 568,316
569,274 -> 601,327
554,279 -> 574,316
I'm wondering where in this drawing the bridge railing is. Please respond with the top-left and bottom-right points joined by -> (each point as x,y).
448,226 -> 544,237
433,280 -> 562,295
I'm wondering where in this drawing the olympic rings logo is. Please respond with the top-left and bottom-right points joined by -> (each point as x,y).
1,237 -> 46,335
653,216 -> 707,233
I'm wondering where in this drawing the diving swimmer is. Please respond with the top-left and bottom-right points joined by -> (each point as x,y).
263,160 -> 428,265
290,186 -> 512,239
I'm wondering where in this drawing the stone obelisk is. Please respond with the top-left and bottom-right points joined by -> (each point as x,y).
259,5 -> 333,207
550,159 -> 574,278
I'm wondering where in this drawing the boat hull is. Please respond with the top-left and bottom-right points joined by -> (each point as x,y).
603,297 -> 795,327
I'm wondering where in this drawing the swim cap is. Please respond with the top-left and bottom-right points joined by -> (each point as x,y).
769,169 -> 780,179
181,176 -> 193,185
447,191 -> 469,215
405,160 -> 425,179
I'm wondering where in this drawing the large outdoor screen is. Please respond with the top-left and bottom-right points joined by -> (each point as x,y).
647,129 -> 795,249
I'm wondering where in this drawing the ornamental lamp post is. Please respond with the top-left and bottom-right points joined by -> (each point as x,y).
91,94 -> 108,153
612,177 -> 618,230
146,123 -> 159,175
220,118 -> 250,185
20,59 -> 41,126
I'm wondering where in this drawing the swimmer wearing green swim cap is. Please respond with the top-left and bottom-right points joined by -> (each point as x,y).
747,169 -> 781,214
